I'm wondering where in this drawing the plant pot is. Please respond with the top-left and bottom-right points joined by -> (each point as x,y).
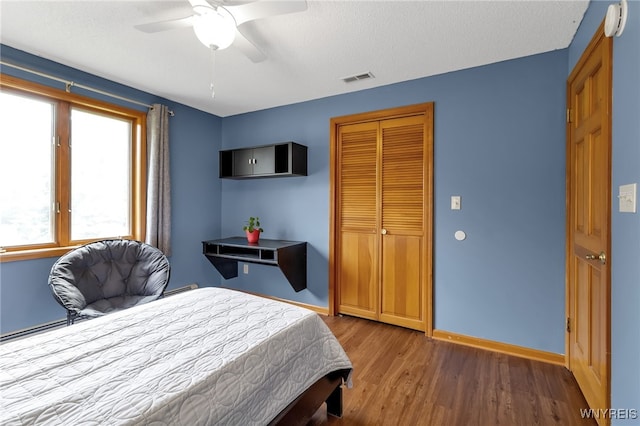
246,229 -> 261,244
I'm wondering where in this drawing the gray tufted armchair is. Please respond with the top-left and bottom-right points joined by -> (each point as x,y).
49,239 -> 170,325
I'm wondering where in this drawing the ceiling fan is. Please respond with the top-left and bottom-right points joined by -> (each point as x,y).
135,0 -> 308,63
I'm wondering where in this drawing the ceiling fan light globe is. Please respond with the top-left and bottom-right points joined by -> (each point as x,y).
192,6 -> 236,50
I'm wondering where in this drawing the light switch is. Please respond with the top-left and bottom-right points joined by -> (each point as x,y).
618,183 -> 637,213
451,196 -> 461,210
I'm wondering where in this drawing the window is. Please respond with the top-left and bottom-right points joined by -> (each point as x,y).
70,108 -> 133,240
0,75 -> 146,261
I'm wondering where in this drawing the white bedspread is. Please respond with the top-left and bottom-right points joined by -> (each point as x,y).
0,287 -> 352,425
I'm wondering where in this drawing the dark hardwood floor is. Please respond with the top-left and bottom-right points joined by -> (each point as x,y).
311,315 -> 596,426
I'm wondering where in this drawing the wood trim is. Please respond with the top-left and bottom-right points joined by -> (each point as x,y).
423,106 -> 434,337
57,101 -> 71,247
564,35 -> 577,371
222,287 -> 330,315
0,246 -> 78,263
330,102 -> 433,126
1,74 -> 145,119
328,117 -> 338,317
432,329 -> 565,366
135,117 -> 147,242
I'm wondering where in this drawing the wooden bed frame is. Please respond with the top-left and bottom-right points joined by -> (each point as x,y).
270,369 -> 351,425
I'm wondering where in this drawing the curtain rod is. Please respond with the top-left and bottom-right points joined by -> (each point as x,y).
0,60 -> 174,116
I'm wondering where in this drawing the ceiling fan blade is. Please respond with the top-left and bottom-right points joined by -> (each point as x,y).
219,0 -> 255,5
187,0 -> 213,8
135,16 -> 194,33
233,28 -> 267,63
228,0 -> 308,26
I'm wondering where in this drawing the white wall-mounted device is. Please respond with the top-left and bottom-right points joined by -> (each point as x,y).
618,183 -> 637,213
451,196 -> 461,210
604,0 -> 628,37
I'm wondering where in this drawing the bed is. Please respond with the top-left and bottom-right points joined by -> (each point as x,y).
0,287 -> 352,425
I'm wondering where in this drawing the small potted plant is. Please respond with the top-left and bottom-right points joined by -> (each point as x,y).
243,216 -> 263,244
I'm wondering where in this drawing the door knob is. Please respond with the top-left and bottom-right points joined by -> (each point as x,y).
381,229 -> 387,235
585,251 -> 607,265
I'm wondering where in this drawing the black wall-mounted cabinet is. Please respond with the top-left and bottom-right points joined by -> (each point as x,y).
220,142 -> 307,179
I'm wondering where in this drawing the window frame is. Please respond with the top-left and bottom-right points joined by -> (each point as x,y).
0,74 -> 147,262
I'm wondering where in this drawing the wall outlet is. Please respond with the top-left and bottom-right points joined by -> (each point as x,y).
243,263 -> 249,274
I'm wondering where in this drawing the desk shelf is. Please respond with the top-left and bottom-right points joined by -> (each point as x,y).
202,237 -> 307,292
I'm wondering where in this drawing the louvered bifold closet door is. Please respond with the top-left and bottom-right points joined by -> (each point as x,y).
337,121 -> 379,319
379,115 -> 426,331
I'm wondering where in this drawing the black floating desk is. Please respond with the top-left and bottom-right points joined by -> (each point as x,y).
202,237 -> 307,292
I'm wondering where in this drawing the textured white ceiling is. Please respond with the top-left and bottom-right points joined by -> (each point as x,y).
0,0 -> 588,117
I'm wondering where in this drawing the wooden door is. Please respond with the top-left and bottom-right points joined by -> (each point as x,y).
566,22 -> 611,424
379,116 -> 427,330
331,103 -> 433,334
336,121 -> 379,320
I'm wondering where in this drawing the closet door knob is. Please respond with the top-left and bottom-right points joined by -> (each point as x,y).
381,229 -> 387,235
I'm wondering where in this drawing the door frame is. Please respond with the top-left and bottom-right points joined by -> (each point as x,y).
328,102 -> 434,336
565,19 -> 612,421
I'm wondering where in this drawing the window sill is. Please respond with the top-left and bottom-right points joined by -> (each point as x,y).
0,246 -> 79,263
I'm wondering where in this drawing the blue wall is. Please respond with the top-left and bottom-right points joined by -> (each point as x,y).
569,1 -> 640,422
0,45 -> 222,333
220,49 -> 569,354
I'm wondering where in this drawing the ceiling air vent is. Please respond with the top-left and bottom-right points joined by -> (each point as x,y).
342,72 -> 375,83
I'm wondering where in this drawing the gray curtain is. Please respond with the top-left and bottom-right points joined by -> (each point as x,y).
145,104 -> 171,255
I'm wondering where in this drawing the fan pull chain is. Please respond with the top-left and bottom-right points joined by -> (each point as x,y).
209,46 -> 217,99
